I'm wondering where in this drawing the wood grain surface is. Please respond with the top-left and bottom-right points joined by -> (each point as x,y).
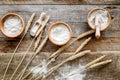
0,52 -> 120,80
0,4 -> 120,80
0,5 -> 119,52
0,0 -> 120,4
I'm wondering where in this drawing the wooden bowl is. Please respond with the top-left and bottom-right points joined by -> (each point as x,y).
0,13 -> 25,38
87,8 -> 111,39
48,22 -> 72,46
87,8 -> 111,31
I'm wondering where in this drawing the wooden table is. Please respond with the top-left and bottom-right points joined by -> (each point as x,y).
0,0 -> 120,80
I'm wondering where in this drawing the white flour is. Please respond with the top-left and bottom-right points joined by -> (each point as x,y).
55,64 -> 86,80
30,24 -> 39,36
30,60 -> 86,80
50,24 -> 70,45
4,16 -> 22,36
88,10 -> 108,29
29,59 -> 48,77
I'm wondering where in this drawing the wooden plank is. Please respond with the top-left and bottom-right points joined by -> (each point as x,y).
0,0 -> 120,4
0,37 -> 120,53
0,5 -> 119,37
0,52 -> 120,79
0,5 -> 119,52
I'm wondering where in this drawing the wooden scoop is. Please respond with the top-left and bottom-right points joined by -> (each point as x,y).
30,12 -> 46,36
87,8 -> 111,39
95,15 -> 101,39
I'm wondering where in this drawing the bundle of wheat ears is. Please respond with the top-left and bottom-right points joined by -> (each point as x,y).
2,12 -> 112,80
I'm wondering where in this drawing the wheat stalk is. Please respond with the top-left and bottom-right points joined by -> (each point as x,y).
2,13 -> 35,80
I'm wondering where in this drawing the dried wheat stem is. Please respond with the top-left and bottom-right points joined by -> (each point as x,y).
17,35 -> 48,80
66,50 -> 90,61
24,57 -> 52,80
35,50 -> 91,80
10,37 -> 36,80
28,37 -> 91,80
2,13 -> 35,80
61,58 -> 112,79
74,37 -> 92,54
24,13 -> 36,35
13,14 -> 48,80
22,26 -> 93,80
36,35 -> 48,53
85,55 -> 106,68
35,16 -> 50,37
11,13 -> 48,80
34,30 -> 43,51
91,51 -> 120,54
87,59 -> 112,69
15,16 -> 49,80
48,30 -> 95,60
30,30 -> 94,79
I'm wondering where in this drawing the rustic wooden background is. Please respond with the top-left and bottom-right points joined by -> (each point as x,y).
0,0 -> 120,4
0,0 -> 120,80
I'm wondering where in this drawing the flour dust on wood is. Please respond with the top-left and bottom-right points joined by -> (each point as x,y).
55,64 -> 86,80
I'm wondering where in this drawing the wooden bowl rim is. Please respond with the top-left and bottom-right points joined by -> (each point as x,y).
48,22 -> 72,46
87,8 -> 111,31
0,13 -> 25,38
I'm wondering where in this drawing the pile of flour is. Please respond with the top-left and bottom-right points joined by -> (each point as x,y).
88,9 -> 108,29
50,24 -> 70,45
4,16 -> 22,36
29,59 -> 48,77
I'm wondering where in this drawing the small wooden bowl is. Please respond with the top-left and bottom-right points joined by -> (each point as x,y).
0,13 -> 25,38
48,22 -> 72,46
87,8 -> 111,39
87,8 -> 111,31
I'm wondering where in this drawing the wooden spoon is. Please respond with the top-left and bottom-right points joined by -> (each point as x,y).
87,8 -> 111,39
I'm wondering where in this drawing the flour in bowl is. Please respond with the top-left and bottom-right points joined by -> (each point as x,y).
50,24 -> 71,45
88,9 -> 108,29
4,16 -> 22,36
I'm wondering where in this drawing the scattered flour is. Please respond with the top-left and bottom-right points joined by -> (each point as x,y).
29,60 -> 86,80
55,64 -> 86,80
30,24 -> 39,36
88,9 -> 108,29
4,16 -> 22,36
29,59 -> 48,77
50,24 -> 70,45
